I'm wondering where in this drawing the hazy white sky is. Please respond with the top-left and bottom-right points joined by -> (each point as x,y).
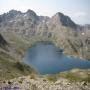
0,0 -> 90,25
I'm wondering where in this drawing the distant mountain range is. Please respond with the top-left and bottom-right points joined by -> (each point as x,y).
0,9 -> 90,60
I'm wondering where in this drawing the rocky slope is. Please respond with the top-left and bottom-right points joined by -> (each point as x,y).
0,10 -> 90,90
0,34 -> 8,47
0,9 -> 90,60
0,34 -> 89,90
0,69 -> 90,90
0,32 -> 36,80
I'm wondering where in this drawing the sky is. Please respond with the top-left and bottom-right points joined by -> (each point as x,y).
0,0 -> 90,25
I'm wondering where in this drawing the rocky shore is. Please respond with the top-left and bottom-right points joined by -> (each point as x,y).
0,74 -> 90,90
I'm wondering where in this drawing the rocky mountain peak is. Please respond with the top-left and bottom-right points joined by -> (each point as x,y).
52,12 -> 77,28
26,9 -> 37,17
8,9 -> 21,15
55,12 -> 64,17
7,9 -> 22,19
0,10 -> 22,23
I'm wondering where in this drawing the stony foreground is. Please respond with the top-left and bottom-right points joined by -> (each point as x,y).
0,75 -> 90,90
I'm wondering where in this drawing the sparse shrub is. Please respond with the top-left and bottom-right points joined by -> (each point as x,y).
83,76 -> 90,83
18,80 -> 22,84
15,61 -> 36,74
8,81 -> 12,85
43,79 -> 47,82
65,73 -> 80,81
46,75 -> 57,82
15,62 -> 25,71
30,74 -> 35,79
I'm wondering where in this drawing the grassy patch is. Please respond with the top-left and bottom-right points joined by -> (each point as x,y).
0,51 -> 36,80
15,61 -> 36,74
46,75 -> 57,82
58,69 -> 90,83
45,69 -> 90,83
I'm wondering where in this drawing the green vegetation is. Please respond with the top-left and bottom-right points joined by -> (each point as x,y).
46,75 -> 57,82
44,69 -> 90,83
58,69 -> 90,82
0,31 -> 52,80
0,32 -> 37,80
15,61 -> 36,73
0,51 -> 36,80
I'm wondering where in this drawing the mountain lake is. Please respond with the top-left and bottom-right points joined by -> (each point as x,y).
23,42 -> 90,74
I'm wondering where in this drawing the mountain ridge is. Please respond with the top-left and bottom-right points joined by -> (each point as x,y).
0,9 -> 90,60
0,10 -> 90,89
0,9 -> 77,28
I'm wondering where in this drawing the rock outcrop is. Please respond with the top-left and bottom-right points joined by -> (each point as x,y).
0,34 -> 7,48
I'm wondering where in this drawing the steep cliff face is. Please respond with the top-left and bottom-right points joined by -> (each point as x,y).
0,9 -> 90,60
51,12 -> 77,28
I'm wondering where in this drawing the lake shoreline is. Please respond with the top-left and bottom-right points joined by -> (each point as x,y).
23,42 -> 90,74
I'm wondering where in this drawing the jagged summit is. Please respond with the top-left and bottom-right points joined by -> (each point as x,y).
0,10 -> 22,22
53,12 -> 77,28
0,10 -> 77,28
55,12 -> 64,17
8,9 -> 22,15
26,9 -> 37,16
0,9 -> 79,37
